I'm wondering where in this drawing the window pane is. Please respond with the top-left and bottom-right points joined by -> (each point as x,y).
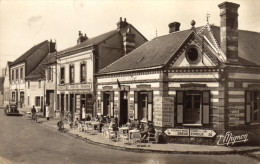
203,91 -> 209,104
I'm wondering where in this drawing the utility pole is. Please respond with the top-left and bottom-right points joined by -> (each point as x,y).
54,40 -> 58,117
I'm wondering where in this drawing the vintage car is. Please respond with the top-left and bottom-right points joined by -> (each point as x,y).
5,103 -> 19,116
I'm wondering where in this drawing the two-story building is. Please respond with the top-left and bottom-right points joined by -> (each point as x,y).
56,18 -> 147,120
9,40 -> 56,112
96,2 -> 260,145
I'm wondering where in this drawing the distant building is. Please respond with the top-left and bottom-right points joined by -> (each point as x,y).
9,40 -> 56,112
0,77 -> 4,106
54,18 -> 147,119
96,2 -> 260,145
2,62 -> 12,106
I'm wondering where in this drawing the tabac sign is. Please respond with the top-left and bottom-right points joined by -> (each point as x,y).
217,132 -> 248,146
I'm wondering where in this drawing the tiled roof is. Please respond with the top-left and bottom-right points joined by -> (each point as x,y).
99,25 -> 260,74
99,27 -> 203,74
26,53 -> 55,80
9,40 -> 48,67
58,29 -> 120,57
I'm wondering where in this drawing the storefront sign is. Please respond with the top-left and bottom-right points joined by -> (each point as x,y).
190,129 -> 216,138
69,84 -> 91,90
217,132 -> 248,146
165,129 -> 189,136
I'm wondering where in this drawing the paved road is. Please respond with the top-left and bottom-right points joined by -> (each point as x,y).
0,109 -> 259,164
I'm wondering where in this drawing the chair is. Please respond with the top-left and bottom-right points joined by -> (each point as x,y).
148,130 -> 161,144
118,130 -> 129,144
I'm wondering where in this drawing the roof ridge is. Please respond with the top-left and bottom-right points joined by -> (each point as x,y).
10,40 -> 49,66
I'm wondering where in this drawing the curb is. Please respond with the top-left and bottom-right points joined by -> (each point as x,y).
21,114 -> 260,155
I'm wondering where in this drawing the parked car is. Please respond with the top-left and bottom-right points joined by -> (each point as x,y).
5,103 -> 19,116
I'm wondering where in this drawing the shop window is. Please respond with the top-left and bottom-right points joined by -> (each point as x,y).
35,97 -> 40,106
176,90 -> 210,125
69,65 -> 74,84
134,91 -> 153,122
245,91 -> 260,123
60,67 -> 65,84
20,68 -> 23,79
80,63 -> 86,83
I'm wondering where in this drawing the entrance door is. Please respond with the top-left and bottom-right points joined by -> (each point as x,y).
61,94 -> 64,116
120,91 -> 128,126
103,92 -> 110,116
184,93 -> 201,124
138,92 -> 148,121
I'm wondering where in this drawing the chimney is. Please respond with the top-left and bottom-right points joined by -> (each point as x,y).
77,31 -> 88,44
168,22 -> 181,33
49,40 -> 56,53
117,17 -> 129,30
218,2 -> 240,62
123,27 -> 135,54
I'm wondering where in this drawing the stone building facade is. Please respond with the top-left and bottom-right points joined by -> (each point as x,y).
96,2 -> 260,145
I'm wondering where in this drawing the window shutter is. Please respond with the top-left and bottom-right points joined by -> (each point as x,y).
101,92 -> 104,115
245,91 -> 251,124
176,91 -> 183,123
148,91 -> 153,122
110,91 -> 114,117
202,91 -> 210,124
134,91 -> 138,120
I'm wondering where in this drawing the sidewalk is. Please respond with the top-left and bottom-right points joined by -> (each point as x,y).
27,114 -> 260,155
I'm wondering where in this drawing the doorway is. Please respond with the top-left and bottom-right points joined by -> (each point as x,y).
120,91 -> 128,126
103,92 -> 110,116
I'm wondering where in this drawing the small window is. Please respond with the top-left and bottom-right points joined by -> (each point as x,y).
35,97 -> 40,106
185,46 -> 200,64
60,67 -> 65,84
28,96 -> 30,106
80,63 -> 86,83
20,68 -> 23,79
12,70 -> 14,80
16,69 -> 19,80
28,81 -> 30,89
69,65 -> 74,84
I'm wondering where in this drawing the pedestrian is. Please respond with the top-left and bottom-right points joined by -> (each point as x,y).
46,104 -> 50,121
81,104 -> 86,121
31,105 -> 37,122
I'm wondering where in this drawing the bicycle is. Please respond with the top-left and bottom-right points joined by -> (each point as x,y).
31,113 -> 37,123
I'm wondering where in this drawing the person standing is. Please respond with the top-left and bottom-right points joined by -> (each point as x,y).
46,104 -> 50,121
81,104 -> 86,121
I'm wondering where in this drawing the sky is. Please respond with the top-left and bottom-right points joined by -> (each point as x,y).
0,0 -> 260,72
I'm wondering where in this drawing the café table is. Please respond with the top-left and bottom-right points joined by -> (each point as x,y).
129,129 -> 141,144
118,127 -> 129,143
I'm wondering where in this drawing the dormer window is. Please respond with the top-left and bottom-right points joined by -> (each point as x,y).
186,46 -> 200,64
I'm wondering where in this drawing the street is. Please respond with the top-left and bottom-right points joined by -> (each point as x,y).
0,109 -> 259,164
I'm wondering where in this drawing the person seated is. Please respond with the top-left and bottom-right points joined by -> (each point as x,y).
142,121 -> 155,142
74,118 -> 80,127
140,118 -> 149,139
86,114 -> 91,121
